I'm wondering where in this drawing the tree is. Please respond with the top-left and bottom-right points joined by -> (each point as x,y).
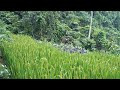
88,11 -> 93,39
94,31 -> 106,50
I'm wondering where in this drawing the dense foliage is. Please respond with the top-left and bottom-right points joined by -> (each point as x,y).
0,11 -> 120,79
0,11 -> 120,54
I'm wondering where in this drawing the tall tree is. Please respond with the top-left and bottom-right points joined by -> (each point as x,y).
88,11 -> 93,39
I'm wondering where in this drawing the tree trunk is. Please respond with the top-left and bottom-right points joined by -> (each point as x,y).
88,11 -> 93,39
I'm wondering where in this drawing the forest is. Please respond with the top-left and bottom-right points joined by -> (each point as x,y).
0,11 -> 120,79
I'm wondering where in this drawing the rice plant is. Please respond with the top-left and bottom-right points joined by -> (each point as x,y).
1,34 -> 120,79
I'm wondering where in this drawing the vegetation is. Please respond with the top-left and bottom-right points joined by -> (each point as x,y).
1,35 -> 120,79
0,11 -> 120,53
0,11 -> 120,79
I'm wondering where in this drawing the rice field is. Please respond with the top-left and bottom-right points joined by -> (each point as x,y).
1,34 -> 120,79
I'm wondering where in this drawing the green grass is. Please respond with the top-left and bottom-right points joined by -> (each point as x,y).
1,34 -> 120,79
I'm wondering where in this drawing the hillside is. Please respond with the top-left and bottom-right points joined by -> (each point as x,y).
0,11 -> 120,53
0,11 -> 120,79
1,34 -> 120,79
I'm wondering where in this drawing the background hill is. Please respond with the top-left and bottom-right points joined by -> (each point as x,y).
0,11 -> 120,54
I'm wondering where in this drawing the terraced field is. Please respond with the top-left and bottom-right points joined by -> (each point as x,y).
1,34 -> 120,79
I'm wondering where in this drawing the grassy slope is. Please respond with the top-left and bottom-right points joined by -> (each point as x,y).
1,34 -> 120,79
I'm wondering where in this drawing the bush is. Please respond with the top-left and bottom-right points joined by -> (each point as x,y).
80,38 -> 96,51
0,20 -> 13,44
